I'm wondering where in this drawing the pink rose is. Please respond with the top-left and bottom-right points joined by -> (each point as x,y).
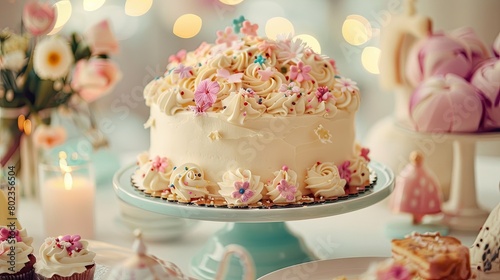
471,58 -> 500,130
71,58 -> 122,103
33,124 -> 67,149
22,0 -> 57,36
409,74 -> 484,133
84,20 -> 119,56
405,33 -> 472,87
450,27 -> 492,69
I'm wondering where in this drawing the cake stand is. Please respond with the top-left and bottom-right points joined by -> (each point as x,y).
113,161 -> 394,279
395,126 -> 500,231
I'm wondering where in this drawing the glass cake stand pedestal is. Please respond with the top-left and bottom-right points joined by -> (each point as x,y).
395,127 -> 500,231
113,162 -> 394,279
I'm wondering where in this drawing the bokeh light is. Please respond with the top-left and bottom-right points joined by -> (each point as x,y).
173,14 -> 202,39
125,0 -> 153,17
83,0 -> 105,11
361,46 -> 381,74
265,17 -> 294,40
48,0 -> 72,35
294,34 -> 321,54
219,0 -> 244,5
342,14 -> 372,46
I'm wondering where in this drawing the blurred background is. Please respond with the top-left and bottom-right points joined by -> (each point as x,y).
1,0 -> 499,156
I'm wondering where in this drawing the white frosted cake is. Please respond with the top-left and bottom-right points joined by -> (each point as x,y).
134,18 -> 372,207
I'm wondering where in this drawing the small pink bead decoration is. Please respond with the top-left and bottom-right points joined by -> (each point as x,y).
390,151 -> 443,224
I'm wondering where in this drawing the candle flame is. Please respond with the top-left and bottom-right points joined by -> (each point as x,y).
58,151 -> 72,173
64,172 -> 72,190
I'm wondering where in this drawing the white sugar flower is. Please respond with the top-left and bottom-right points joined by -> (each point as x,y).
33,36 -> 73,80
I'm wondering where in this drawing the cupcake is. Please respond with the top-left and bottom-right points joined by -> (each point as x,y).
0,226 -> 36,280
35,235 -> 96,280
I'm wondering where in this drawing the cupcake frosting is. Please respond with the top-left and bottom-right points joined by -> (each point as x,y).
35,235 -> 95,277
0,227 -> 34,274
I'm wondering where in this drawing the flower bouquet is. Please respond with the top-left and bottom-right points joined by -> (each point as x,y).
0,0 -> 121,196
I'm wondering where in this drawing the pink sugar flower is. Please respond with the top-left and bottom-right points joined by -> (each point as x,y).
152,156 -> 169,173
335,77 -> 359,93
216,27 -> 239,47
168,49 -> 187,64
57,235 -> 83,255
315,86 -> 332,102
338,161 -> 352,183
279,82 -> 301,96
258,67 -> 274,81
241,21 -> 258,37
194,79 -> 220,109
258,40 -> 277,55
174,64 -> 193,79
0,228 -> 21,242
289,61 -> 312,83
277,179 -> 297,202
22,0 -> 56,36
232,181 -> 254,202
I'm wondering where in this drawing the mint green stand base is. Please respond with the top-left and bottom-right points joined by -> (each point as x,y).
385,220 -> 449,239
191,222 -> 315,280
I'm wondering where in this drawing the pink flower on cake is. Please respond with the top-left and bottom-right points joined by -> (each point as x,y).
335,77 -> 359,93
152,156 -> 170,173
194,79 -> 220,113
232,181 -> 254,202
33,124 -> 67,149
22,0 -> 56,36
168,49 -> 187,64
277,179 -> 297,202
258,67 -> 274,81
289,61 -> 312,83
338,161 -> 352,183
241,21 -> 258,36
0,228 -> 21,242
315,86 -> 332,102
173,64 -> 193,79
84,20 -> 119,55
217,68 -> 243,83
277,38 -> 306,64
71,58 -> 122,103
258,40 -> 277,55
56,235 -> 83,255
216,27 -> 239,47
279,82 -> 300,96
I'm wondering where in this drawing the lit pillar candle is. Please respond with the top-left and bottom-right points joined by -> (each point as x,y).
39,152 -> 95,238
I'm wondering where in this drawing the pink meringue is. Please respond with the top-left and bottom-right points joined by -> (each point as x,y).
471,58 -> 500,130
450,27 -> 491,69
405,34 -> 472,87
409,74 -> 484,133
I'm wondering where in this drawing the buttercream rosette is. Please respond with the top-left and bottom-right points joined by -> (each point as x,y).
169,163 -> 210,202
409,74 -> 484,133
140,156 -> 174,196
304,162 -> 346,199
470,58 -> 500,131
0,227 -> 36,280
347,157 -> 371,190
35,235 -> 96,280
405,33 -> 473,87
218,169 -> 264,206
265,167 -> 302,204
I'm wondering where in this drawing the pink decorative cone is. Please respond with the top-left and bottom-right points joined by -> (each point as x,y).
390,151 -> 443,224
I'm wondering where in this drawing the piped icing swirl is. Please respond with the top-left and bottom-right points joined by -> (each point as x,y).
169,163 -> 210,202
141,156 -> 174,195
35,235 -> 95,278
144,20 -> 363,122
266,166 -> 302,203
305,162 -> 346,198
221,88 -> 266,125
0,227 -> 34,274
218,168 -> 264,206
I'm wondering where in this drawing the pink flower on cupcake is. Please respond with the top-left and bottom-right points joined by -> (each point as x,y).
22,0 -> 56,36
71,58 -> 122,103
84,20 -> 119,56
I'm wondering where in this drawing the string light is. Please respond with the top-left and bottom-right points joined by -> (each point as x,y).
125,0 -> 153,17
173,14 -> 202,39
361,46 -> 381,74
265,17 -> 294,40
